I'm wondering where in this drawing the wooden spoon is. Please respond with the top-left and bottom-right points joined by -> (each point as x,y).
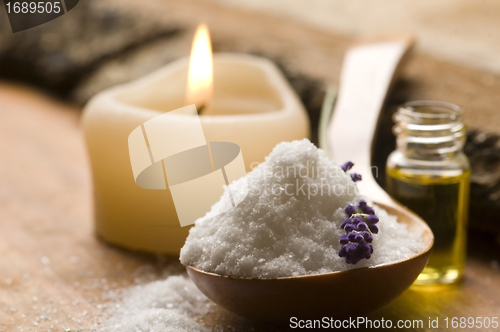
326,34 -> 415,206
187,202 -> 432,321
186,36 -> 433,321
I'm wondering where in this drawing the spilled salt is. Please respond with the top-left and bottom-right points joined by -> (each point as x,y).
98,276 -> 213,332
181,139 -> 426,278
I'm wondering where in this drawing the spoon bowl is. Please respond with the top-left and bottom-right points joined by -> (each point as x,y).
186,202 -> 433,321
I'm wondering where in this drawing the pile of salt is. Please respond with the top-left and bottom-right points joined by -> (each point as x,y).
98,276 -> 212,332
181,139 -> 425,278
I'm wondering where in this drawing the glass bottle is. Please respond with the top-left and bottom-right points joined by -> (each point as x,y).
386,100 -> 470,285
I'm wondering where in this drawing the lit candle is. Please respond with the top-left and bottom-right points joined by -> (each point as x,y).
82,24 -> 310,254
187,24 -> 213,110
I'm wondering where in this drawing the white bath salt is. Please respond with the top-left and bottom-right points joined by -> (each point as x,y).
97,275 -> 213,332
180,139 -> 425,278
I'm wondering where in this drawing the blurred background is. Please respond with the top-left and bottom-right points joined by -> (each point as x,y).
1,0 -> 499,233
215,0 -> 500,75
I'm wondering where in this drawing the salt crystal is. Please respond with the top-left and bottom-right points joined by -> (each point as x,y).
181,139 -> 425,278
41,256 -> 50,265
97,276 -> 211,332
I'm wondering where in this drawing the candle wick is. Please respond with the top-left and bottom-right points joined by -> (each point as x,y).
197,104 -> 206,115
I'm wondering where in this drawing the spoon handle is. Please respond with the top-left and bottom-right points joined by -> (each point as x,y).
327,35 -> 414,206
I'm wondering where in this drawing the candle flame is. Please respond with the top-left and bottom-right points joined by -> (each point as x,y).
187,24 -> 213,110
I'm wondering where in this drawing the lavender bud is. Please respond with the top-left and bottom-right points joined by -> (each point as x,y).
350,173 -> 362,182
339,199 -> 378,264
366,214 -> 379,224
341,161 -> 354,172
359,243 -> 371,253
341,219 -> 351,229
369,224 -> 379,234
340,235 -> 349,245
362,206 -> 376,215
344,204 -> 356,217
357,199 -> 367,210
346,243 -> 357,255
345,224 -> 355,232
354,233 -> 364,243
353,216 -> 364,225
361,231 -> 373,243
356,222 -> 368,231
347,232 -> 363,243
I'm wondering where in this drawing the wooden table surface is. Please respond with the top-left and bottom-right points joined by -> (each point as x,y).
1,1 -> 500,330
1,82 -> 499,331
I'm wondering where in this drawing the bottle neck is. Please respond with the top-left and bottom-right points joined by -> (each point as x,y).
393,101 -> 466,163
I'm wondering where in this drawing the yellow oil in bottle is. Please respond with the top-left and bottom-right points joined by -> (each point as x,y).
386,168 -> 470,284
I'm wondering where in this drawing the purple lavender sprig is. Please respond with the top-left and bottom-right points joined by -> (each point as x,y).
338,199 -> 379,264
341,161 -> 362,182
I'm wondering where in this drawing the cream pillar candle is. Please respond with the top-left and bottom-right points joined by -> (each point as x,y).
82,53 -> 310,254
